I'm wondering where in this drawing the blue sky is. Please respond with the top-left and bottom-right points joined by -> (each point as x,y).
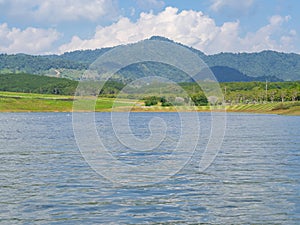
0,0 -> 299,55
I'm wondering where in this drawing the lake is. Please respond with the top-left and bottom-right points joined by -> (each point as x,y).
0,112 -> 299,224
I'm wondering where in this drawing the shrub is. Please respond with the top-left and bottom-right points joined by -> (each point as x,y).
191,94 -> 208,106
272,103 -> 290,110
161,102 -> 172,107
144,96 -> 159,106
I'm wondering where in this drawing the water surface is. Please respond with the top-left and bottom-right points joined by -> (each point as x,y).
0,113 -> 299,224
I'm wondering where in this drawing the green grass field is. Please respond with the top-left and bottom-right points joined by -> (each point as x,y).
0,91 -> 137,112
0,91 -> 299,115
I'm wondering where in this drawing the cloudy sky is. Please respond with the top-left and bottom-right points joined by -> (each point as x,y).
0,0 -> 299,55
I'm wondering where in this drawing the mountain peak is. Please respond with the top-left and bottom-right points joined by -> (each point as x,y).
149,36 -> 175,43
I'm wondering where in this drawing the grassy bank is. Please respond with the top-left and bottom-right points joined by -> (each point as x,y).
0,91 -> 299,115
0,91 -> 136,112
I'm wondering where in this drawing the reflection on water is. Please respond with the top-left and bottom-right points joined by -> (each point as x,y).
0,113 -> 299,224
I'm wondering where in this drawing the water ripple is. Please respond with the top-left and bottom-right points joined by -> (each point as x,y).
0,113 -> 299,224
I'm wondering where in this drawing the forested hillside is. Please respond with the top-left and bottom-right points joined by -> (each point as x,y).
0,73 -> 78,95
0,73 -> 124,96
0,36 -> 299,81
206,51 -> 300,81
0,54 -> 87,74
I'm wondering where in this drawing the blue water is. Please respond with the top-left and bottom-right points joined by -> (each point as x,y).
0,112 -> 299,224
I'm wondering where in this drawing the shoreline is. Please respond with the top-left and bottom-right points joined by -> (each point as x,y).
0,107 -> 299,116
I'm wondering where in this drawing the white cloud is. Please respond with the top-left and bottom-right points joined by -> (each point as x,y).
210,0 -> 254,12
269,15 -> 290,25
0,0 -> 118,23
280,29 -> 297,49
59,7 -> 296,54
0,23 -> 60,54
59,7 -> 218,52
236,15 -> 295,53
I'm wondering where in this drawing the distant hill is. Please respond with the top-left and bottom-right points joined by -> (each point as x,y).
48,47 -> 112,64
0,73 -> 124,95
0,73 -> 78,95
206,51 -> 300,81
142,36 -> 299,81
0,53 -> 87,74
0,36 -> 299,81
201,66 -> 282,82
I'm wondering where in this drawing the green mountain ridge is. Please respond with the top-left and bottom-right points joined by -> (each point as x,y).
0,36 -> 299,81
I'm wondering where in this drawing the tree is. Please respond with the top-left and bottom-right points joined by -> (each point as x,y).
291,89 -> 298,102
268,90 -> 276,103
280,90 -> 286,102
144,96 -> 159,106
191,94 -> 208,106
208,96 -> 219,105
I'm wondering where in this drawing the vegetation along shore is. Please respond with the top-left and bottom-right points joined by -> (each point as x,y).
0,72 -> 299,115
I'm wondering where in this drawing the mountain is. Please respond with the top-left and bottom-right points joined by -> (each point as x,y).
48,47 -> 112,64
203,66 -> 282,82
0,73 -> 78,95
0,36 -> 299,81
0,53 -> 87,74
145,36 -> 299,81
206,51 -> 300,81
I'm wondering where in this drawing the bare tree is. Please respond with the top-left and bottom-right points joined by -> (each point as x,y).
269,90 -> 276,103
292,89 -> 298,102
280,90 -> 286,103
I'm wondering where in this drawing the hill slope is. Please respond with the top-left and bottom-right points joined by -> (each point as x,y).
0,36 -> 299,81
0,73 -> 78,95
206,51 -> 300,81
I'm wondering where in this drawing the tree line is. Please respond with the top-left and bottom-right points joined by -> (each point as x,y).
0,73 -> 124,96
0,74 -> 299,105
180,81 -> 300,105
